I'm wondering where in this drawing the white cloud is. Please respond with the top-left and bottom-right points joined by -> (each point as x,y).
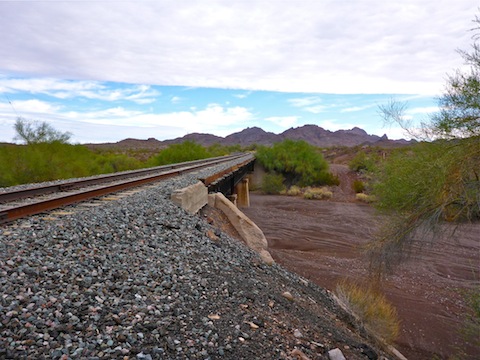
0,0 -> 475,95
170,96 -> 182,104
377,126 -> 411,140
341,104 -> 378,113
408,106 -> 440,115
68,103 -> 254,131
318,119 -> 361,132
0,77 -> 159,104
288,96 -> 330,114
288,97 -> 323,108
341,106 -> 366,113
265,116 -> 299,128
0,99 -> 61,116
233,91 -> 251,99
305,105 -> 328,114
0,99 -> 255,142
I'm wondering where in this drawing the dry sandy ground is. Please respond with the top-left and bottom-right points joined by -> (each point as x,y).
241,166 -> 479,359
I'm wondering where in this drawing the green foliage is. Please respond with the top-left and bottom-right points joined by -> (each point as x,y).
349,150 -> 378,173
0,142 -> 142,187
256,139 -> 334,187
370,15 -> 480,274
206,143 -> 243,157
0,138 -> 246,187
374,140 -> 479,221
431,25 -> 480,139
261,173 -> 286,194
369,139 -> 480,272
318,171 -> 340,186
14,118 -> 72,144
148,141 -> 246,167
149,141 -> 211,166
352,180 -> 365,193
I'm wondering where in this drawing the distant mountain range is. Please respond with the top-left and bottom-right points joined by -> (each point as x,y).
89,124 -> 412,150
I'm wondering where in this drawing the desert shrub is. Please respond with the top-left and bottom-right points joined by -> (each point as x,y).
369,139 -> 480,273
0,142 -> 143,187
336,281 -> 400,343
349,150 -> 378,172
262,173 -> 286,194
149,141 -> 211,166
96,153 -> 142,173
13,117 -> 71,144
352,180 -> 366,193
0,142 -> 94,186
369,18 -> 480,275
256,139 -> 334,187
355,193 -> 376,203
207,143 -> 243,157
374,140 -> 479,221
286,185 -> 302,196
316,171 -> 340,186
303,187 -> 333,200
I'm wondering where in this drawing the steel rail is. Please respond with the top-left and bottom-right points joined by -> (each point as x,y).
0,154 -> 244,203
0,154 -> 252,225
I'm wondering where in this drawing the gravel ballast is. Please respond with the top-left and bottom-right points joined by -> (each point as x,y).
0,158 -> 386,359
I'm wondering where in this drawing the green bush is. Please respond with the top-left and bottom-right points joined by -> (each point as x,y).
373,140 -> 479,221
369,139 -> 479,272
149,141 -> 211,166
0,142 -> 143,187
256,139 -> 335,187
369,17 -> 480,275
349,150 -> 378,173
206,143 -> 243,157
262,173 -> 286,194
95,153 -> 142,173
352,180 -> 365,193
317,171 -> 340,186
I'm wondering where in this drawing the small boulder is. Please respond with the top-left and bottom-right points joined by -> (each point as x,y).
328,348 -> 346,360
281,291 -> 294,301
293,329 -> 303,338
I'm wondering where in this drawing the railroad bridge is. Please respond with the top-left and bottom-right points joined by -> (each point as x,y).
200,154 -> 255,206
170,154 -> 256,214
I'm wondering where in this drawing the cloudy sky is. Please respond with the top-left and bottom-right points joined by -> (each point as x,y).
0,0 -> 477,143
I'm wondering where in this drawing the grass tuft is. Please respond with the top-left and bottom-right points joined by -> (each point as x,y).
303,187 -> 333,200
356,193 -> 376,203
286,185 -> 302,196
336,281 -> 400,343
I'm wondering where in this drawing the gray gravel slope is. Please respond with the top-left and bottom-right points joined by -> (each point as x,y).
0,162 -> 384,360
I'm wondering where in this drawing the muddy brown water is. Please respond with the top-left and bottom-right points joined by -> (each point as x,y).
241,193 -> 479,359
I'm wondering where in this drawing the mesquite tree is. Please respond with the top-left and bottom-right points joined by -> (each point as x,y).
370,15 -> 480,274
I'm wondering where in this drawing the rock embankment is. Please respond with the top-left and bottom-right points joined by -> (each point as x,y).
1,160 -> 386,359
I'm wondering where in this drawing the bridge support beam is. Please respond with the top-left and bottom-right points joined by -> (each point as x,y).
234,178 -> 250,207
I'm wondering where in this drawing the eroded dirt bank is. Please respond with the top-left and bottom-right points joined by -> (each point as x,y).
241,193 -> 479,359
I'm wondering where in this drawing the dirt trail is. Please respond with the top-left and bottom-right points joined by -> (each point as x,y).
241,168 -> 479,359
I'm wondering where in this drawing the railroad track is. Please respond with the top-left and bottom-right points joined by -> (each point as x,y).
0,153 -> 253,225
